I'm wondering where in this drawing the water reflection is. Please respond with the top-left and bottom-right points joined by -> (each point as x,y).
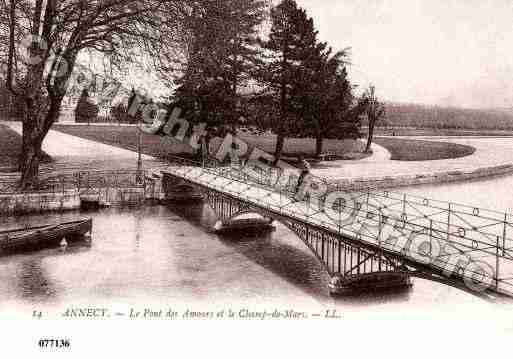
17,257 -> 57,302
0,199 -> 485,309
134,211 -> 141,252
169,201 -> 215,228
172,201 -> 414,306
219,232 -> 328,297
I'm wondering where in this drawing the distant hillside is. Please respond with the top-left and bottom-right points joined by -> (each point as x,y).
381,103 -> 513,130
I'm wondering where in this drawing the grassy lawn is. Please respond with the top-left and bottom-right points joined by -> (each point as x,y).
51,124 -> 476,163
52,125 -> 366,161
0,123 -> 51,172
237,132 -> 365,160
374,137 -> 475,161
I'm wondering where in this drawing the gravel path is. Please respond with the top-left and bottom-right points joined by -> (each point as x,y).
312,136 -> 513,181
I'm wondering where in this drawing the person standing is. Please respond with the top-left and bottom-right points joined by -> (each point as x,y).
230,142 -> 241,167
295,155 -> 311,195
229,142 -> 243,179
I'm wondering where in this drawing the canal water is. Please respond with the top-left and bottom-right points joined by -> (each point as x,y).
1,174 -> 512,320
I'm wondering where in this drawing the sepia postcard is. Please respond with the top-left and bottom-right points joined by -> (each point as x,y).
0,0 -> 512,356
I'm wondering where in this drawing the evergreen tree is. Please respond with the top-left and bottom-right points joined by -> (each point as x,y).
302,48 -> 359,156
174,0 -> 266,152
219,0 -> 267,95
257,0 -> 323,160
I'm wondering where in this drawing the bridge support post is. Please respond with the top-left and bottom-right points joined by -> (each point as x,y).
327,237 -> 412,296
214,217 -> 275,235
328,271 -> 412,296
200,188 -> 275,235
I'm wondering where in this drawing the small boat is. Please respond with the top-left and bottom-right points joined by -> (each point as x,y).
0,218 -> 92,254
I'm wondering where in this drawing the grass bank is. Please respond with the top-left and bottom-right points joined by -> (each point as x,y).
374,137 -> 475,161
0,124 -> 51,172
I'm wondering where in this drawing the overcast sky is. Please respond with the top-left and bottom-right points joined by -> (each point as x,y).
297,0 -> 513,108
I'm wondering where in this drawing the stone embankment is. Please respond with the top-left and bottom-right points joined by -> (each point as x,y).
313,136 -> 513,190
0,174 -> 165,215
334,164 -> 513,191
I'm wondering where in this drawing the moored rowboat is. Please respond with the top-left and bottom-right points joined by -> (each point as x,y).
0,218 -> 92,254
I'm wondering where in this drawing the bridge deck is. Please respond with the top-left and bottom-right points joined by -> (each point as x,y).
163,163 -> 513,298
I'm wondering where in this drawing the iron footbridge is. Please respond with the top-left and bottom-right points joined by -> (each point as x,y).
161,156 -> 513,300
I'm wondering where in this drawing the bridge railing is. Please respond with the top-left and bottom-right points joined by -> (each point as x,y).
361,190 -> 513,295
0,169 -> 148,195
162,154 -> 513,297
0,174 -> 77,194
75,170 -> 147,191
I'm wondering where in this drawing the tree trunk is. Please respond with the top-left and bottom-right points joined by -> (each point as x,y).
275,40 -> 288,162
205,136 -> 211,157
275,79 -> 287,161
19,121 -> 43,189
19,143 -> 42,189
18,98 -> 62,190
274,133 -> 285,160
365,118 -> 375,153
315,136 -> 324,158
8,28 -> 77,190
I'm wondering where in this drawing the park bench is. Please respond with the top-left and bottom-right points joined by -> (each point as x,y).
318,151 -> 338,161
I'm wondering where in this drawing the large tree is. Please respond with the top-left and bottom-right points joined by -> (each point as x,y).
172,0 -> 266,152
257,0 -> 322,160
3,0 -> 183,189
299,46 -> 359,157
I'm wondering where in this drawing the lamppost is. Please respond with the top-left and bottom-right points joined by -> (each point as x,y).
130,86 -> 143,184
201,136 -> 206,168
136,111 -> 143,184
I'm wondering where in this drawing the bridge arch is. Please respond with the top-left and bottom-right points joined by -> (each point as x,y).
201,188 -> 404,289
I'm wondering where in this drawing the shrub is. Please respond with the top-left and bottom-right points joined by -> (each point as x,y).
111,103 -> 129,123
75,89 -> 99,123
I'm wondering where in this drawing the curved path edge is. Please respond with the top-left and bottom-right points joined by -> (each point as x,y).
332,163 -> 513,190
